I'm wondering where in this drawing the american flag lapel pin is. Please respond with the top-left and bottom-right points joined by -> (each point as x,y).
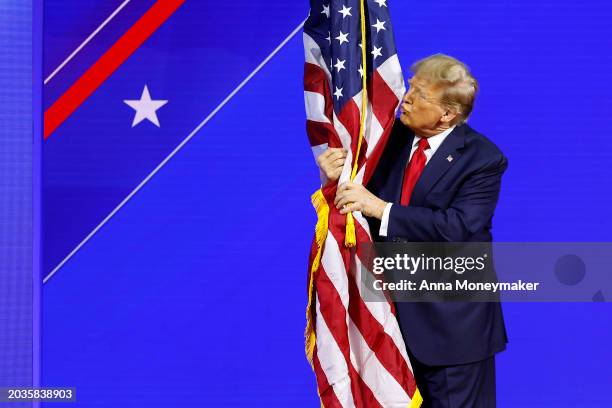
447,155 -> 453,162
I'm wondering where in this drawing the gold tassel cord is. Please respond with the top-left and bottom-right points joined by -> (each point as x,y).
344,0 -> 369,248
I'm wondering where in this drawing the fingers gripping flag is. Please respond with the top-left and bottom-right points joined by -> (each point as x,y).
303,1 -> 422,407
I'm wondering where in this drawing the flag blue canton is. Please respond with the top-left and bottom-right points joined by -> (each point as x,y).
304,0 -> 399,112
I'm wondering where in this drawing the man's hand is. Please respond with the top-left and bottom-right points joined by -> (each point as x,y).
316,148 -> 347,184
335,182 -> 387,219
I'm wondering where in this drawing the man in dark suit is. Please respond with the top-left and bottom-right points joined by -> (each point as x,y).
320,54 -> 508,407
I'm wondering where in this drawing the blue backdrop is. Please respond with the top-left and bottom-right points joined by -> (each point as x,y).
42,0 -> 612,406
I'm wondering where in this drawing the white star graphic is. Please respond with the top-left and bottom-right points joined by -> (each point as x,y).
326,31 -> 331,44
371,46 -> 383,60
335,31 -> 349,45
334,86 -> 343,100
338,5 -> 352,18
334,58 -> 346,72
123,85 -> 168,127
372,18 -> 387,33
374,0 -> 387,7
321,4 -> 330,18
358,65 -> 364,78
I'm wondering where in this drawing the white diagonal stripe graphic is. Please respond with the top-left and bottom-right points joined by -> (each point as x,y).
44,0 -> 132,85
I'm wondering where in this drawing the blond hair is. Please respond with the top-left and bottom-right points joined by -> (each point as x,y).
411,54 -> 479,125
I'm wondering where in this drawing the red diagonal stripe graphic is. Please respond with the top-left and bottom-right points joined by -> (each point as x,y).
44,0 -> 185,139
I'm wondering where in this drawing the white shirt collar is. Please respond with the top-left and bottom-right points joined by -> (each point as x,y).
414,126 -> 456,153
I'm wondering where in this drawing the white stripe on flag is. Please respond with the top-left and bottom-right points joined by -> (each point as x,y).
377,54 -> 406,102
305,91 -> 331,123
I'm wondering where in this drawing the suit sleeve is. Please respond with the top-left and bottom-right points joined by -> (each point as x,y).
387,154 -> 508,242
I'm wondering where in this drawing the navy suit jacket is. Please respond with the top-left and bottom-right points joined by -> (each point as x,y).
366,120 -> 509,366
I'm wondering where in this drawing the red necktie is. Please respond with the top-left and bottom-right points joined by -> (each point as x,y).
400,138 -> 430,205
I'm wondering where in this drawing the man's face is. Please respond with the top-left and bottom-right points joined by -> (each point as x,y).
399,75 -> 449,136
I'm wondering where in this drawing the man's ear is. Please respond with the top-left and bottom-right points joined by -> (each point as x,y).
440,109 -> 459,125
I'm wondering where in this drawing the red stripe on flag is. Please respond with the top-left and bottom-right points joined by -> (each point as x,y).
44,0 -> 186,139
307,120 -> 342,148
368,70 -> 399,129
337,98 -> 360,149
351,364 -> 384,408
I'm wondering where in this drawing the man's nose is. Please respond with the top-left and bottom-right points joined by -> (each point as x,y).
403,92 -> 413,105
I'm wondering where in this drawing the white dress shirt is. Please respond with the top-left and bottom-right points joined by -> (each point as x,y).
379,126 -> 456,237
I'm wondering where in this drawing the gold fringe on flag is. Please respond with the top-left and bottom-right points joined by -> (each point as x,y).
305,188 -> 329,366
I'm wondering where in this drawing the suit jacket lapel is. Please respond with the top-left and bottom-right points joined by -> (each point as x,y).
409,125 -> 466,206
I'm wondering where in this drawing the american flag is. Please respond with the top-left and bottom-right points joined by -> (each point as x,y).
303,1 -> 421,407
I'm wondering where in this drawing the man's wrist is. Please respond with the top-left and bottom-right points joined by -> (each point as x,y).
374,199 -> 388,219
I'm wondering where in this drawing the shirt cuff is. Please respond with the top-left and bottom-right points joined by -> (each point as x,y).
379,203 -> 393,237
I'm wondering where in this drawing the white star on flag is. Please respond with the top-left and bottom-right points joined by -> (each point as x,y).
333,86 -> 343,99
124,85 -> 168,128
321,4 -> 330,18
358,65 -> 364,78
335,31 -> 349,45
334,58 -> 346,72
338,5 -> 352,18
372,18 -> 387,33
374,0 -> 387,7
371,46 -> 383,59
